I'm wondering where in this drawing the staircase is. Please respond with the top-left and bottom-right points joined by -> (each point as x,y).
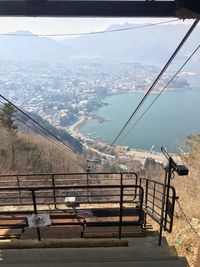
0,172 -> 188,266
0,236 -> 188,267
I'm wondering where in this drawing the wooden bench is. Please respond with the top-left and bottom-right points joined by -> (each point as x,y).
0,207 -> 144,239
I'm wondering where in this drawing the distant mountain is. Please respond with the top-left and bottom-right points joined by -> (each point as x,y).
0,24 -> 199,64
0,31 -> 77,61
63,23 -> 199,65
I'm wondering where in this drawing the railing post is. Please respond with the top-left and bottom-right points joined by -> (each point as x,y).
152,183 -> 156,213
16,175 -> 22,204
144,179 -> 148,227
164,157 -> 173,230
159,164 -> 170,246
120,172 -> 123,186
132,173 -> 138,202
31,189 -> 41,241
51,174 -> 56,209
87,173 -> 89,202
135,173 -> 138,186
119,182 -> 124,239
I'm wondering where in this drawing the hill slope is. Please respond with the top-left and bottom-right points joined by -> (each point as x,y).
0,127 -> 85,174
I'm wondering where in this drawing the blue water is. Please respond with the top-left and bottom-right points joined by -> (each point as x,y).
81,89 -> 200,153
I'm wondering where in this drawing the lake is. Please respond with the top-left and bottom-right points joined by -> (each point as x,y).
80,89 -> 200,153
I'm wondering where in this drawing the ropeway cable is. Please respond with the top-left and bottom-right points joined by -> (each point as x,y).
112,19 -> 199,145
0,95 -> 75,153
0,103 -> 75,154
118,44 -> 200,143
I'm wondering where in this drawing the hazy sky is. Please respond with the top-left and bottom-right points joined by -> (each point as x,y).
0,17 -> 194,39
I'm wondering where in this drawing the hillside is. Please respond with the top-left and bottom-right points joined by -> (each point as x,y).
141,135 -> 200,267
20,112 -> 83,154
0,126 -> 85,174
166,137 -> 200,267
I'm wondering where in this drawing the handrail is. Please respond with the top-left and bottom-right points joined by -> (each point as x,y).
0,183 -> 143,241
0,172 -> 138,178
0,184 -> 140,191
0,172 -> 138,209
140,177 -> 177,245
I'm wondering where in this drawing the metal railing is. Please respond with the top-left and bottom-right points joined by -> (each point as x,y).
0,180 -> 143,240
0,172 -> 138,186
0,171 -> 178,244
0,172 -> 138,207
140,177 -> 177,245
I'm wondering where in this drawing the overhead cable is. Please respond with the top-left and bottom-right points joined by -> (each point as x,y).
0,95 -> 74,153
118,44 -> 200,143
0,104 -> 77,158
112,19 -> 199,145
0,100 -> 73,153
14,110 -> 71,152
14,116 -> 72,153
0,19 -> 179,37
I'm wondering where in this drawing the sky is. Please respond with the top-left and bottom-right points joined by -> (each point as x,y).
0,17 -> 194,39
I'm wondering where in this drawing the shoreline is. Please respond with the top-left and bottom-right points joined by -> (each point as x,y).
67,115 -> 182,167
105,86 -> 191,97
65,87 -> 195,167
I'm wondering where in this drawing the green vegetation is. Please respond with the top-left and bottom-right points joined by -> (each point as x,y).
0,103 -> 18,170
0,103 -> 17,132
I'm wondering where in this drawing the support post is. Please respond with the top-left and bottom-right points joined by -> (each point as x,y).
16,175 -> 22,204
144,179 -> 149,227
164,157 -> 173,230
86,164 -> 90,203
31,189 -> 41,241
159,157 -> 173,245
119,173 -> 124,239
51,174 -> 56,209
87,173 -> 89,202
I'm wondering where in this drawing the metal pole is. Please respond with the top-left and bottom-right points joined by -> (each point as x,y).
144,179 -> 149,227
16,175 -> 22,204
31,189 -> 41,241
51,174 -> 56,209
86,163 -> 90,203
119,173 -> 123,239
152,183 -> 156,213
87,173 -> 89,202
119,187 -> 123,239
164,157 -> 173,230
159,168 -> 168,246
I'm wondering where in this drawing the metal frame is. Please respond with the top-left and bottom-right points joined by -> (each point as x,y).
0,1 -> 199,18
0,172 -> 138,208
0,171 -> 178,244
140,177 -> 177,245
0,180 -> 143,241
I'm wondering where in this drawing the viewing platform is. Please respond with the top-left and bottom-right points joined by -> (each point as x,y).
0,170 -> 189,266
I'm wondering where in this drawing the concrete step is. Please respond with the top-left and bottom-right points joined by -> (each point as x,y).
0,247 -> 186,267
0,234 -> 188,267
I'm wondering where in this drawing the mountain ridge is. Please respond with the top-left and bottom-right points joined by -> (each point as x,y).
0,23 -> 199,64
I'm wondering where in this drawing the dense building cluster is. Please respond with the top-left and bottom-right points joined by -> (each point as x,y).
0,61 -> 189,129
